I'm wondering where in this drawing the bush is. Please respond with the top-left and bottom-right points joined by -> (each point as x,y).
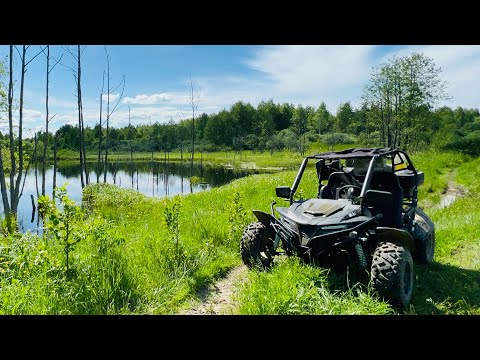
443,130 -> 480,156
319,132 -> 357,145
56,149 -> 79,160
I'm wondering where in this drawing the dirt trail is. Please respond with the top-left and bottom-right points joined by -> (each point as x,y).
436,170 -> 468,209
180,265 -> 249,315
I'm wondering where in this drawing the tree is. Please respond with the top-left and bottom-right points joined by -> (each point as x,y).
62,45 -> 89,187
189,75 -> 200,176
362,52 -> 449,149
291,105 -> 308,156
96,71 -> 106,183
335,102 -> 355,132
102,46 -> 126,183
0,46 -> 42,232
127,106 -> 134,161
312,101 -> 332,136
276,103 -> 294,131
41,45 -> 62,197
256,100 -> 276,137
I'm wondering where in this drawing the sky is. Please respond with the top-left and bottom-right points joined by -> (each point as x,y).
1,45 -> 479,137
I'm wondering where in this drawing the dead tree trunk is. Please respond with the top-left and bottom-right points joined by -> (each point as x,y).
97,90 -> 103,184
53,134 -> 58,198
0,45 -> 41,232
42,45 -> 62,196
77,45 -> 88,186
102,46 -> 125,183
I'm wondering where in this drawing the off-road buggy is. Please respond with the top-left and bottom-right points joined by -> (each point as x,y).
240,148 -> 435,308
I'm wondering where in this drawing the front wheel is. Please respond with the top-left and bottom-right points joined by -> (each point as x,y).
370,242 -> 414,308
240,222 -> 275,270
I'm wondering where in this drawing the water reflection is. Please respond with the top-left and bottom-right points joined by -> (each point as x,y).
2,160 -> 265,233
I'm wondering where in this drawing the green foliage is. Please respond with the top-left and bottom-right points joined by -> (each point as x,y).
227,192 -> 247,247
189,176 -> 204,186
38,184 -> 84,275
362,52 -> 449,150
55,149 -> 80,160
164,195 -> 183,269
443,130 -> 480,156
319,132 -> 357,146
335,102 -> 355,132
0,58 -> 6,109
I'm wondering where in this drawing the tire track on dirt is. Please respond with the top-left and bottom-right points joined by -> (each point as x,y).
180,265 -> 249,315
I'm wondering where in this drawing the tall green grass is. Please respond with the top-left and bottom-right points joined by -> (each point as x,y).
236,258 -> 393,315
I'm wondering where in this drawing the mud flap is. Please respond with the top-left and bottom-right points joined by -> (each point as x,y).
252,210 -> 277,226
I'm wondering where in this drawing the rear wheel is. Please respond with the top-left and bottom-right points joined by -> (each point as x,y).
414,208 -> 435,264
240,222 -> 275,270
371,242 -> 414,308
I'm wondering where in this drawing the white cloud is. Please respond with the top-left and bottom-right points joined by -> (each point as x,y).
23,109 -> 43,121
122,93 -> 178,105
247,45 -> 374,87
102,93 -> 120,103
243,45 -> 377,109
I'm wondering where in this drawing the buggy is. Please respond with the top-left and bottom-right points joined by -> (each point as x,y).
240,148 -> 435,307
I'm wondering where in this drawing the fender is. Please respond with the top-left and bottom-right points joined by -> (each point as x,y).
252,210 -> 278,226
376,227 -> 416,254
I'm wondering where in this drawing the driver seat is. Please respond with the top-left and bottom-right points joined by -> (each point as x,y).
366,171 -> 404,228
320,172 -> 351,199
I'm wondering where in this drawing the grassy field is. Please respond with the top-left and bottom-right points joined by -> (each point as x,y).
0,149 -> 478,314
57,142 -> 355,170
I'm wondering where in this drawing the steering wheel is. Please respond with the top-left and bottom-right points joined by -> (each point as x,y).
337,184 -> 362,199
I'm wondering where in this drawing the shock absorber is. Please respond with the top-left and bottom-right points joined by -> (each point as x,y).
355,240 -> 367,268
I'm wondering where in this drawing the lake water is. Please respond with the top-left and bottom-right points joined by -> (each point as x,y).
3,161 -> 265,233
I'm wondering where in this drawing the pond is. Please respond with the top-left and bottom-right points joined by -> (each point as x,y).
2,160 -> 268,233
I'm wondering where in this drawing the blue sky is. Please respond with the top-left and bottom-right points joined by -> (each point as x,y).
1,45 -> 479,136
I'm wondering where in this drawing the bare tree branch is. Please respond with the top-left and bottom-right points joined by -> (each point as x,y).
25,46 -> 45,67
50,54 -> 64,74
109,75 -> 126,116
61,45 -> 78,60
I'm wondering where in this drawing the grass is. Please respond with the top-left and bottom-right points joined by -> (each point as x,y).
57,142 -> 356,170
1,148 -> 479,314
235,258 -> 393,315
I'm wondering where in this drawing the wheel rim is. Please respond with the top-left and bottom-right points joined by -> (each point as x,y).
259,248 -> 272,263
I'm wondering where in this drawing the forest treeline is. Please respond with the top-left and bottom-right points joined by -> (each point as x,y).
16,100 -> 480,157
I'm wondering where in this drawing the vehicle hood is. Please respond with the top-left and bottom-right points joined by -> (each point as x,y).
276,198 -> 364,226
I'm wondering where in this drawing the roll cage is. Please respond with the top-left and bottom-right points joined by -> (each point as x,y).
276,148 -> 423,227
